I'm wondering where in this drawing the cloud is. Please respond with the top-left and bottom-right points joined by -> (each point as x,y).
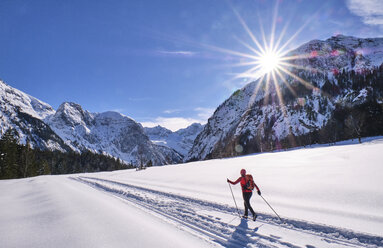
141,117 -> 203,132
141,107 -> 215,131
163,109 -> 181,114
156,50 -> 197,57
346,0 -> 383,26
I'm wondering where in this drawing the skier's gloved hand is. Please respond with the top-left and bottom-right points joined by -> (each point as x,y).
257,190 -> 261,196
227,178 -> 230,183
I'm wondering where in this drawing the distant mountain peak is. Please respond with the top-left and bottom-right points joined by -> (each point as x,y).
144,123 -> 204,157
58,101 -> 83,110
97,111 -> 133,122
54,101 -> 93,127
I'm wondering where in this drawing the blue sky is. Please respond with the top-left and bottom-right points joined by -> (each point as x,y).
1,0 -> 383,131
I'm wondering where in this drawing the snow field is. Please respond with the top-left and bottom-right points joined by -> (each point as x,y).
1,137 -> 382,247
94,137 -> 383,237
75,176 -> 382,247
0,176 -> 213,248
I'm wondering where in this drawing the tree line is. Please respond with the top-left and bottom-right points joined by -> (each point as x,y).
0,129 -> 133,180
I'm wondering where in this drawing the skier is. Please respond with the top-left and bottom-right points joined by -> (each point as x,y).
227,169 -> 261,221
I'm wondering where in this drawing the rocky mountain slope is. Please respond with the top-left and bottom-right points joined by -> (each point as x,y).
144,123 -> 204,156
0,81 -> 69,152
46,102 -> 182,166
187,35 -> 383,161
0,81 -> 182,166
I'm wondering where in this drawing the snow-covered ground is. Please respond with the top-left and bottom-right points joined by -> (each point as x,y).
1,137 -> 383,247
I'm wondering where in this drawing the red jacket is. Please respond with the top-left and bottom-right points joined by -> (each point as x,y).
229,176 -> 260,193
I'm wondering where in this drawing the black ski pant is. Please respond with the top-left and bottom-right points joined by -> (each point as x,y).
243,191 -> 255,217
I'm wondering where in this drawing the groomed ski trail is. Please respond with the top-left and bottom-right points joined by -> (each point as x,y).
73,176 -> 383,248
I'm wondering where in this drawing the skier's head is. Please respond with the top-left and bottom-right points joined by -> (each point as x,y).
240,169 -> 246,176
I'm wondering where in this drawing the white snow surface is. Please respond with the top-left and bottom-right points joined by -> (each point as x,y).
1,137 -> 383,248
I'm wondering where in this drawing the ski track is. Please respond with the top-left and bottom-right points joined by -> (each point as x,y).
72,176 -> 383,248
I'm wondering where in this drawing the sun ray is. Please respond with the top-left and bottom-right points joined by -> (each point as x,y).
276,13 -> 319,56
234,36 -> 264,57
263,72 -> 272,106
279,53 -> 312,61
271,70 -> 286,114
273,20 -> 290,53
256,11 -> 270,53
278,61 -> 324,73
221,61 -> 261,68
233,64 -> 263,79
272,70 -> 298,147
278,66 -> 316,90
201,44 -> 260,60
248,73 -> 267,109
279,64 -> 335,99
269,0 -> 280,53
232,7 -> 266,54
274,68 -> 297,98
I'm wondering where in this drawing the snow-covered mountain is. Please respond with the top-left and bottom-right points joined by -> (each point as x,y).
291,35 -> 383,74
46,102 -> 182,166
187,35 -> 383,161
0,81 -> 182,166
0,80 -> 69,151
144,123 -> 204,156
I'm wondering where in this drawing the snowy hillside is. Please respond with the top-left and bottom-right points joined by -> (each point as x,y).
1,137 -> 382,248
188,35 -> 383,161
144,123 -> 204,156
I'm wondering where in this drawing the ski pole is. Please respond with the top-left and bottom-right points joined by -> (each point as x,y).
260,195 -> 284,223
228,181 -> 242,218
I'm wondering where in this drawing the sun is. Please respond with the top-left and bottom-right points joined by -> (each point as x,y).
258,51 -> 282,74
199,0 -> 318,108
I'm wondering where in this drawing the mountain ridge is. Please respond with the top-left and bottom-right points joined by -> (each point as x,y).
0,82 -> 182,166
